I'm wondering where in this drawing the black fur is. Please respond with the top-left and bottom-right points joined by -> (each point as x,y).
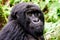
0,2 -> 44,40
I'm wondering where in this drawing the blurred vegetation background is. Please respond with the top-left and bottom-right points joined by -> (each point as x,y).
0,0 -> 60,40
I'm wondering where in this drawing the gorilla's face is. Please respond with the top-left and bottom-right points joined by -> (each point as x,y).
15,4 -> 44,37
25,10 -> 44,36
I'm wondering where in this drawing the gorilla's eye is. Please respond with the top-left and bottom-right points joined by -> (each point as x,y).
34,13 -> 40,17
38,13 -> 40,16
27,13 -> 32,16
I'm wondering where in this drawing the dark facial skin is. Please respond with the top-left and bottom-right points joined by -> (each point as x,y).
25,11 -> 44,37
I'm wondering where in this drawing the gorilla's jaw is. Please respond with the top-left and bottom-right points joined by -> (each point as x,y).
24,23 -> 43,37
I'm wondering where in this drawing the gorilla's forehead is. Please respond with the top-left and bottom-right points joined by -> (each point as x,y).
14,2 -> 40,13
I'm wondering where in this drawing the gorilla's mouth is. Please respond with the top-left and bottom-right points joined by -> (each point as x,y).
29,23 -> 43,29
29,25 -> 43,32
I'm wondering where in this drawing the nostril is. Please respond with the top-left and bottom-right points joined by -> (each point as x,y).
33,19 -> 39,22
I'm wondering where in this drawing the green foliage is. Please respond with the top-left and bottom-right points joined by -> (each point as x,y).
57,8 -> 60,17
0,0 -> 60,40
0,4 -> 7,28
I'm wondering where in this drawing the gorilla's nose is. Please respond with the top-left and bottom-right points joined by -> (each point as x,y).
33,19 -> 39,22
33,18 -> 39,22
32,18 -> 40,24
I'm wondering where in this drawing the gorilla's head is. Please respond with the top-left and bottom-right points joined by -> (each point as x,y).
9,2 -> 44,37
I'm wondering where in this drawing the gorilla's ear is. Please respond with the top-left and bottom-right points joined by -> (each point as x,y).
8,9 -> 17,21
11,11 -> 17,19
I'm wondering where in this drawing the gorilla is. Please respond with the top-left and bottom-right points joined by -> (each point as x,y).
0,2 -> 44,40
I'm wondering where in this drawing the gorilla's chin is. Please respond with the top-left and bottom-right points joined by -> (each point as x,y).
28,25 -> 43,36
